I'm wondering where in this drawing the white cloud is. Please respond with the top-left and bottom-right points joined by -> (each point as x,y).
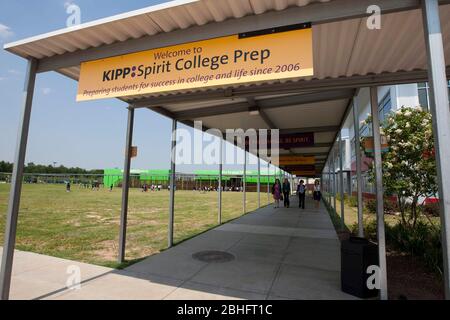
42,88 -> 52,95
0,77 -> 5,81
8,69 -> 21,75
0,23 -> 14,40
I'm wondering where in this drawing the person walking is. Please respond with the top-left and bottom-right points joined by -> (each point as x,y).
297,180 -> 306,209
282,178 -> 291,208
313,179 -> 322,209
272,179 -> 282,208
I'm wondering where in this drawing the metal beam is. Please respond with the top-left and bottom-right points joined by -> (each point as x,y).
248,97 -> 278,130
146,106 -> 176,119
339,132 -> 345,230
327,161 -> 331,205
353,97 -> 364,238
118,106 -> 134,263
280,162 -> 325,169
173,102 -> 249,120
257,156 -> 261,209
168,119 -> 177,248
0,59 -> 37,300
127,69 -> 450,107
267,162 -> 270,205
218,137 -> 223,225
332,148 -> 337,214
280,126 -> 340,134
288,152 -> 329,157
370,86 -> 388,300
257,89 -> 355,109
422,0 -> 450,299
33,0 -> 438,73
243,150 -> 247,214
171,89 -> 355,120
259,110 -> 277,130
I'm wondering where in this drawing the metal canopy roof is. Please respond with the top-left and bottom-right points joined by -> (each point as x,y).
4,0 -> 450,175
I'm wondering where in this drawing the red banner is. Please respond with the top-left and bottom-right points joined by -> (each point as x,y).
243,132 -> 314,150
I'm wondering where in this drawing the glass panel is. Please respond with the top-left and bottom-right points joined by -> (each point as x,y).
378,93 -> 392,123
447,81 -> 450,104
418,88 -> 428,110
417,82 -> 427,89
360,124 -> 370,137
351,138 -> 356,159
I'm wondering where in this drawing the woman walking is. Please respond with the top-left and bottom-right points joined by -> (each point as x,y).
272,179 -> 282,208
313,179 -> 322,209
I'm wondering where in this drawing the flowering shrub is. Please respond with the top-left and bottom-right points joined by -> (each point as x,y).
363,107 -> 437,227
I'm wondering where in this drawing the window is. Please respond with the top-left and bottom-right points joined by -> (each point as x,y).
418,82 -> 429,110
360,123 -> 371,137
341,139 -> 347,167
351,137 -> 356,160
418,81 -> 450,110
378,93 -> 392,123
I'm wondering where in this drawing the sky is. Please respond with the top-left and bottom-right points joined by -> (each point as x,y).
0,0 -> 267,173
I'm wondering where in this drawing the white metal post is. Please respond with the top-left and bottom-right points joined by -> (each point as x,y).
339,132 -> 345,230
290,174 -> 294,196
353,98 -> 364,237
257,155 -> 261,208
0,59 -> 37,300
422,0 -> 450,299
218,137 -> 223,224
331,149 -> 337,214
243,150 -> 247,214
168,119 -> 177,248
118,106 -> 134,263
370,86 -> 388,300
267,162 -> 270,205
328,162 -> 332,206
327,159 -> 331,207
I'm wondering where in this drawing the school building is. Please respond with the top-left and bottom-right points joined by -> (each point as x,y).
334,82 -> 450,199
103,168 -> 280,191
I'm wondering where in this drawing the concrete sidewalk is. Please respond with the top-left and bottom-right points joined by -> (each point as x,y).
5,196 -> 357,300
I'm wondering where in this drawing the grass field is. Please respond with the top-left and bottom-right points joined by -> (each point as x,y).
0,184 -> 262,268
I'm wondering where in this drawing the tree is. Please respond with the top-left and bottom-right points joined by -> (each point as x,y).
0,161 -> 102,175
0,161 -> 13,173
362,106 -> 437,227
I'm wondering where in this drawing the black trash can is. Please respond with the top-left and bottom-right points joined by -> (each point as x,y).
341,236 -> 379,298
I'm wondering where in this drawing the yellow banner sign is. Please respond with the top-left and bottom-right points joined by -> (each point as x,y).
279,155 -> 315,165
77,27 -> 313,101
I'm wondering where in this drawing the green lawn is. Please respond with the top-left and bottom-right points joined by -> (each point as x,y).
0,184 -> 263,268
333,197 -> 400,228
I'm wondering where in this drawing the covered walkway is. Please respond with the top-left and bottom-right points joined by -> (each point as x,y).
3,0 -> 450,300
7,197 -> 355,300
